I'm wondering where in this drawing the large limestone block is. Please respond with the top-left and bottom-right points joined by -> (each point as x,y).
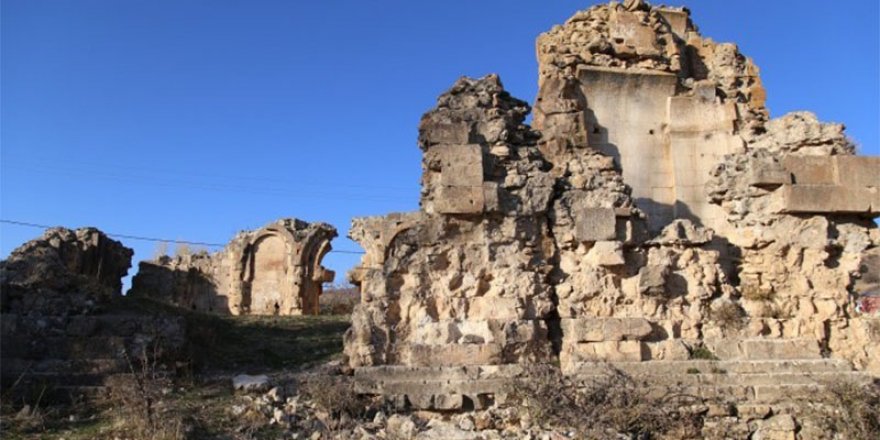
781,185 -> 874,214
748,162 -> 791,188
835,155 -> 880,188
575,207 -> 617,242
713,338 -> 822,360
565,340 -> 647,362
742,339 -> 822,360
782,156 -> 837,185
668,96 -> 737,134
561,317 -> 652,342
468,297 -> 520,320
420,121 -> 472,145
437,144 -> 484,187
406,343 -> 503,367
609,9 -> 657,54
436,186 -> 485,214
656,8 -> 689,37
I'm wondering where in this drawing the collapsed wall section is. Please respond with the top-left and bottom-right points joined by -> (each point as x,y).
344,1 -> 880,410
130,218 -> 337,316
345,76 -> 557,376
0,227 -> 185,402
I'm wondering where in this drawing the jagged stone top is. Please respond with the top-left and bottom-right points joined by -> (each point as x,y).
538,0 -> 690,74
418,74 -> 539,151
1,226 -> 133,302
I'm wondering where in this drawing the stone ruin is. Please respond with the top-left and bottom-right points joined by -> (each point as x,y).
0,227 -> 185,401
344,0 -> 880,412
130,218 -> 337,315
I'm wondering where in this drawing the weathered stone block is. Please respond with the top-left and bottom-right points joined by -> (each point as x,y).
436,186 -> 485,214
432,394 -> 463,410
561,317 -> 652,342
407,343 -> 503,367
740,338 -> 822,360
438,144 -> 484,187
781,185 -> 873,214
748,163 -> 791,187
657,8 -> 689,37
836,155 -> 880,188
421,121 -> 472,145
585,241 -> 625,266
566,340 -> 647,362
637,265 -> 668,295
782,156 -> 837,185
469,297 -> 520,320
575,207 -> 616,242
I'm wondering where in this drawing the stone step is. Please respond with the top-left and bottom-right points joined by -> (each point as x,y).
572,371 -> 869,386
1,335 -> 129,360
568,358 -> 856,375
1,357 -> 126,375
8,372 -> 115,387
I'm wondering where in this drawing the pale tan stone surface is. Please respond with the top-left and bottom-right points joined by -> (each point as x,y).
343,0 -> 880,412
130,218 -> 336,316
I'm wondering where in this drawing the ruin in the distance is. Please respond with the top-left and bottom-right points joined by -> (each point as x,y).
130,218 -> 337,315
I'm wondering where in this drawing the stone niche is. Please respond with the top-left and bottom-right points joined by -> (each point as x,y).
130,218 -> 337,316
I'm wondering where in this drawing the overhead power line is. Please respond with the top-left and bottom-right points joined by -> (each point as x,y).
0,219 -> 365,254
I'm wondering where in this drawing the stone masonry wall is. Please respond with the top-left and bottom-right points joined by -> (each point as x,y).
344,0 -> 880,387
130,218 -> 337,316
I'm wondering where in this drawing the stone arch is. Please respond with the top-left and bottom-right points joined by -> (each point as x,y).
242,230 -> 296,315
239,220 -> 336,315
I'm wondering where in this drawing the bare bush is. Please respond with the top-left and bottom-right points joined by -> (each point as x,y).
711,302 -> 747,332
298,374 -> 370,424
512,364 -> 705,439
109,339 -> 186,440
808,378 -> 880,440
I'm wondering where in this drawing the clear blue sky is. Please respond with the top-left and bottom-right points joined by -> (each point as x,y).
2,1 -> 878,288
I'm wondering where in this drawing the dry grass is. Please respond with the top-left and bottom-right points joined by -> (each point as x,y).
298,374 -> 371,429
807,378 -> 880,440
107,340 -> 187,440
320,285 -> 359,316
512,364 -> 705,439
711,302 -> 747,332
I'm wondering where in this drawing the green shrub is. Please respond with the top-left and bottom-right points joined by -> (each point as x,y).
690,345 -> 719,361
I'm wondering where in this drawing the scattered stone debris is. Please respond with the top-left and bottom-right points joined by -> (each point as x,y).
233,374 -> 271,392
130,218 -> 337,316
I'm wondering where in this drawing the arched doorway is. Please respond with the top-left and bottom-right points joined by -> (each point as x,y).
249,234 -> 288,314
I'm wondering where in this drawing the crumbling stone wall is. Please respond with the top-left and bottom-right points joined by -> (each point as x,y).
344,0 -> 880,387
346,76 -> 556,369
0,227 -> 184,402
1,227 -> 133,313
130,218 -> 337,316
